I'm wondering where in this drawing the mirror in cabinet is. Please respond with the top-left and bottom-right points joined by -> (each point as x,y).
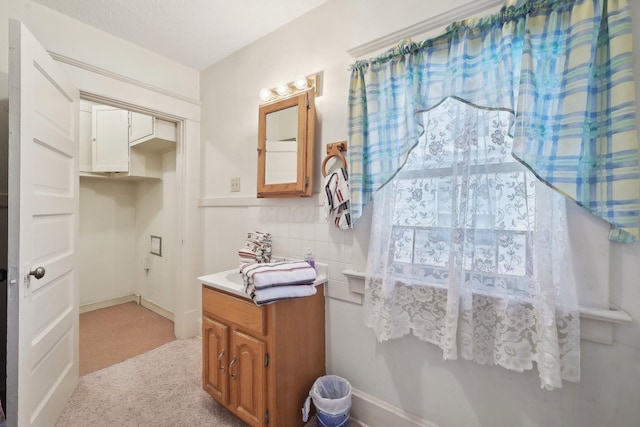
257,91 -> 315,198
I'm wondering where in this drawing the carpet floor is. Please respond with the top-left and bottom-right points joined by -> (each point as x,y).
57,337 -> 358,427
58,337 -> 248,427
79,302 -> 176,376
63,303 -> 359,426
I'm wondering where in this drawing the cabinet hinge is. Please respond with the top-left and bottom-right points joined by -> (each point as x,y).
265,409 -> 270,424
264,352 -> 270,367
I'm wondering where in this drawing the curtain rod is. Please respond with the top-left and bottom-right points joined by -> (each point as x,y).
346,0 -> 505,58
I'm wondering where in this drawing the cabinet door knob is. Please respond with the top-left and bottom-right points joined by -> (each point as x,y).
229,356 -> 238,380
217,350 -> 225,371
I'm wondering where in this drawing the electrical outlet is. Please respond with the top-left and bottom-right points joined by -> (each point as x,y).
230,177 -> 241,192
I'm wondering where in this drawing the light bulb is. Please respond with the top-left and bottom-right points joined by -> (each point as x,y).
276,81 -> 291,96
259,87 -> 274,101
293,75 -> 308,90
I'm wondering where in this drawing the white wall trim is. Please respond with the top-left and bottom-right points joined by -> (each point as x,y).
579,304 -> 633,324
80,294 -> 175,322
141,298 -> 174,322
49,51 -> 201,107
346,0 -> 505,58
57,55 -> 201,340
350,387 -> 438,427
198,194 -> 323,207
79,294 -> 138,314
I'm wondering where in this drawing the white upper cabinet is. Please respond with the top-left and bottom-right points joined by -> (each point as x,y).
80,102 -> 176,179
92,105 -> 129,172
79,101 -> 93,172
129,112 -> 177,151
129,111 -> 155,145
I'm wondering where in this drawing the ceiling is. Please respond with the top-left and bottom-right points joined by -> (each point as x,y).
33,0 -> 328,70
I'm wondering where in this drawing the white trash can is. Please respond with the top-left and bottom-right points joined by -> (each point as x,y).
302,375 -> 352,427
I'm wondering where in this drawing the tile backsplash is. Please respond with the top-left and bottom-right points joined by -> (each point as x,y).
245,205 -> 361,303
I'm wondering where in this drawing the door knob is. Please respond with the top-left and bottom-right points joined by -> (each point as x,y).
29,266 -> 45,280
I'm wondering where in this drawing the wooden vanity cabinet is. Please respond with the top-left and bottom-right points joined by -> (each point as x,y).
202,284 -> 325,427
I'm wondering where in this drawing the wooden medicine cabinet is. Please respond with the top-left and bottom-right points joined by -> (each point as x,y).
257,91 -> 315,198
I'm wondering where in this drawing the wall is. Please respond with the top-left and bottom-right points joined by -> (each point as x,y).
135,148 -> 178,313
78,145 -> 177,313
78,179 -> 136,305
199,1 -> 640,426
0,0 -> 199,101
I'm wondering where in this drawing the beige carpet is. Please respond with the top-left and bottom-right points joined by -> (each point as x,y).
58,337 -> 247,427
57,337 -> 359,427
80,302 -> 176,376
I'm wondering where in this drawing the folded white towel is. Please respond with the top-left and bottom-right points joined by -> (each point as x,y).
251,284 -> 316,305
241,261 -> 316,290
324,167 -> 353,230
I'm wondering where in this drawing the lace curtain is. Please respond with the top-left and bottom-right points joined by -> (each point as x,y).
364,99 -> 581,390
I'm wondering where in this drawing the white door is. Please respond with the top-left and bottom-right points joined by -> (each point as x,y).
7,20 -> 79,427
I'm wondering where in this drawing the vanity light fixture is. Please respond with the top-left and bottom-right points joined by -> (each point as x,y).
259,87 -> 275,102
259,72 -> 321,103
276,81 -> 292,96
293,75 -> 309,90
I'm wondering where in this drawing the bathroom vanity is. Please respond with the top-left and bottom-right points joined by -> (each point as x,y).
199,268 -> 326,426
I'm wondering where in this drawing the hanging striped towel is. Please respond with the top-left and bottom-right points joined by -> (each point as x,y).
324,167 -> 353,230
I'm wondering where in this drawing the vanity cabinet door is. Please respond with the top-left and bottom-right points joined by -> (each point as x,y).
201,283 -> 325,427
229,330 -> 266,427
203,317 -> 229,404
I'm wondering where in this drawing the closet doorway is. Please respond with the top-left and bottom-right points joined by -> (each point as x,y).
78,97 -> 179,371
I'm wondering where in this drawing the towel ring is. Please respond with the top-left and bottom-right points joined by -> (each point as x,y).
322,141 -> 347,177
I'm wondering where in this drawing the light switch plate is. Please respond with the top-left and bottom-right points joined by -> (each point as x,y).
231,177 -> 240,192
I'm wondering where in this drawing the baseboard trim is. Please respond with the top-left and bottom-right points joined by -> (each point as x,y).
140,298 -> 175,322
350,387 -> 438,427
80,295 -> 138,314
80,295 -> 174,322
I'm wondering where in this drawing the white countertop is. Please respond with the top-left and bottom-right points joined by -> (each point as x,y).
198,262 -> 327,300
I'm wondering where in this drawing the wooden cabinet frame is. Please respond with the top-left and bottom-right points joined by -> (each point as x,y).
257,91 -> 315,198
202,285 -> 325,426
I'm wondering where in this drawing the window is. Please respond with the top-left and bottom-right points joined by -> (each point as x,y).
364,99 -> 580,390
390,102 -> 534,297
348,0 -> 638,390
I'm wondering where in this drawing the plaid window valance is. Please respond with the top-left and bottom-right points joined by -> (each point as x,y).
348,0 -> 639,241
